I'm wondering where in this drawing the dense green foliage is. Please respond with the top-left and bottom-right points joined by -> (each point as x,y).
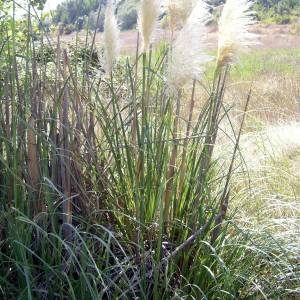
254,0 -> 300,24
52,0 -> 106,32
208,0 -> 299,7
51,0 -> 139,33
49,0 -> 300,35
209,0 -> 300,24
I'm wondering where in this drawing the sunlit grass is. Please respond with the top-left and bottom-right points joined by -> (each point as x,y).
231,48 -> 300,80
205,48 -> 300,83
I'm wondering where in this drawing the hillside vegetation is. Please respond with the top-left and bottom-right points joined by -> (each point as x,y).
51,0 -> 139,33
48,0 -> 300,34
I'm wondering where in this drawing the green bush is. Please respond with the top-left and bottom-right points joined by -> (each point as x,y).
254,0 -> 300,24
120,8 -> 137,30
64,23 -> 76,34
117,0 -> 138,30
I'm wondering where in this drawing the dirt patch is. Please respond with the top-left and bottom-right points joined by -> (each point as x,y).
60,23 -> 300,53
195,23 -> 300,51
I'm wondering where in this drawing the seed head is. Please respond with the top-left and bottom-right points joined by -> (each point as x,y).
104,1 -> 120,73
164,0 -> 198,31
138,0 -> 161,53
217,0 -> 257,67
167,0 -> 212,90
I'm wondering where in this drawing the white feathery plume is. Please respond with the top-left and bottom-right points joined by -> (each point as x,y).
104,0 -> 120,73
138,0 -> 161,53
167,0 -> 212,90
217,0 -> 257,67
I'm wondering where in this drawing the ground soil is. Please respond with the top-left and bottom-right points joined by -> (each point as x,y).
61,23 -> 300,53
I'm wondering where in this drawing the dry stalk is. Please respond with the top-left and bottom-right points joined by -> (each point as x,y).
61,50 -> 72,240
190,68 -> 227,231
51,34 -> 62,190
131,32 -> 140,154
210,190 -> 229,244
163,90 -> 181,229
177,80 -> 196,203
27,115 -> 41,215
211,90 -> 251,244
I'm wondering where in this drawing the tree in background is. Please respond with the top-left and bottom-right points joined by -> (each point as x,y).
52,0 -> 106,33
117,0 -> 138,30
255,0 -> 300,24
15,0 -> 300,35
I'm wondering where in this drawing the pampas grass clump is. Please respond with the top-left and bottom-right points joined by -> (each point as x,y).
217,0 -> 257,67
104,0 -> 120,73
2,0 -> 298,299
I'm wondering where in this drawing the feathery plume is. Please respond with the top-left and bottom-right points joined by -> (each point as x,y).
167,0 -> 212,90
104,0 -> 120,73
138,0 -> 161,53
164,0 -> 197,31
217,0 -> 257,67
